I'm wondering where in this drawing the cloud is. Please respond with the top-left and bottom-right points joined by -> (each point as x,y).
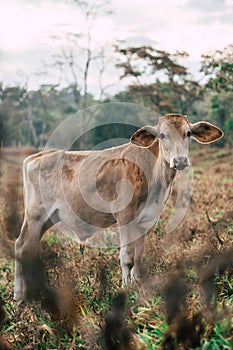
186,0 -> 228,12
115,0 -> 233,61
0,0 -> 83,52
0,47 -> 58,87
0,0 -> 232,93
120,36 -> 158,46
197,9 -> 233,25
185,0 -> 233,24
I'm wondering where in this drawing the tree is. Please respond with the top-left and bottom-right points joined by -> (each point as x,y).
201,45 -> 233,92
0,84 -> 27,146
24,84 -> 62,149
115,45 -> 203,115
50,0 -> 112,149
0,82 -> 85,148
201,45 -> 233,144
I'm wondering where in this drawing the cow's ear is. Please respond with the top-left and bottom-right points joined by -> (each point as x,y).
130,126 -> 158,147
191,122 -> 224,144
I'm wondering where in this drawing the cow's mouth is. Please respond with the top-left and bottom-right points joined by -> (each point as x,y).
174,163 -> 188,171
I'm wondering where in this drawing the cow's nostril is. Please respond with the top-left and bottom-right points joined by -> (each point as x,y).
174,157 -> 188,163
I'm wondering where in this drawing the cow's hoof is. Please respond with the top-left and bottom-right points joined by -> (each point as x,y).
131,267 -> 140,282
13,291 -> 24,302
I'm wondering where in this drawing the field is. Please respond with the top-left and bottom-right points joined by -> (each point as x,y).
0,146 -> 232,349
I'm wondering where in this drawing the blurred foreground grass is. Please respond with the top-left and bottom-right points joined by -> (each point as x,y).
0,146 -> 232,349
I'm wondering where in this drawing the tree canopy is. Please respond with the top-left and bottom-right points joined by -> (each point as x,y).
115,45 -> 203,115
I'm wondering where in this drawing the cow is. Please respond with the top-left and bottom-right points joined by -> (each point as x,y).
14,114 -> 223,301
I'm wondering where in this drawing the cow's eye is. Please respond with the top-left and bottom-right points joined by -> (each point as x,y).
187,131 -> 192,137
159,133 -> 166,140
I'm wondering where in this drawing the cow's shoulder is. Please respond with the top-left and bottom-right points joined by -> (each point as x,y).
24,149 -> 61,164
23,150 -> 65,180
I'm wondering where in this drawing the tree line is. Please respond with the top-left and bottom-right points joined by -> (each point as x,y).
0,44 -> 232,149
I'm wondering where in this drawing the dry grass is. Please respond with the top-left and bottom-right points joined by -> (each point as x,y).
0,146 -> 232,349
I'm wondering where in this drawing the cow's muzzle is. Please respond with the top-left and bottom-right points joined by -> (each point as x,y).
173,156 -> 190,170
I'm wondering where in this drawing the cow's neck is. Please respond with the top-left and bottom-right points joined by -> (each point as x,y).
141,154 -> 176,225
151,142 -> 176,185
150,149 -> 176,204
160,156 -> 176,185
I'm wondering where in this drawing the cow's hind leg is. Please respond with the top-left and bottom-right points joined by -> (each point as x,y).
14,217 -> 43,301
14,210 -> 55,301
14,217 -> 28,301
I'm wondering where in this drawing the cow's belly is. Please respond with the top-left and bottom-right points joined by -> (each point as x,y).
57,200 -> 116,240
136,203 -> 161,230
136,188 -> 171,231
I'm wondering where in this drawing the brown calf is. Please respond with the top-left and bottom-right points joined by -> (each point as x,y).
14,114 -> 223,300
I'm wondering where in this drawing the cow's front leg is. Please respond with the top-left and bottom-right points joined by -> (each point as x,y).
120,243 -> 134,285
131,235 -> 145,282
119,223 -> 145,286
14,257 -> 26,301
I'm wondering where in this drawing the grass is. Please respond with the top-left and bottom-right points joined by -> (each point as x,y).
0,146 -> 233,349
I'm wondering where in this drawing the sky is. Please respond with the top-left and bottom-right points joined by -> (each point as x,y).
0,0 -> 232,96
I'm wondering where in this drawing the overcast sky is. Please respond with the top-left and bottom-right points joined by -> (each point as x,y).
0,0 -> 232,96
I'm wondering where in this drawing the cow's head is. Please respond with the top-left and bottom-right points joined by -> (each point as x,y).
130,114 -> 224,170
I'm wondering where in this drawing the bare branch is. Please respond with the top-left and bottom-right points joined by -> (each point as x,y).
206,210 -> 224,246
